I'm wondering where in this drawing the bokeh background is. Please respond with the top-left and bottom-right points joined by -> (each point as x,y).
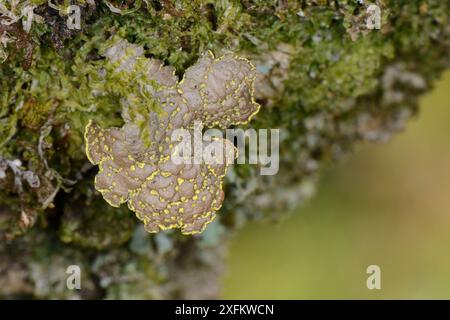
222,70 -> 450,299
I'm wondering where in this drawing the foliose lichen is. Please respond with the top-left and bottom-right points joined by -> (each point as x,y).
0,0 -> 449,299
85,37 -> 259,234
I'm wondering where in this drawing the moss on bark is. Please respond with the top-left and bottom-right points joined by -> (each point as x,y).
0,0 -> 449,298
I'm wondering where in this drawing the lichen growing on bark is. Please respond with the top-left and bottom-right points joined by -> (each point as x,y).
0,0 -> 449,298
84,37 -> 259,234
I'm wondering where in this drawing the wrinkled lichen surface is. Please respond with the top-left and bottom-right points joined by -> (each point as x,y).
85,40 -> 259,234
0,0 -> 449,298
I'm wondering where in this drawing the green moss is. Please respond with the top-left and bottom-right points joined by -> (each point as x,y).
59,193 -> 136,250
0,0 -> 449,298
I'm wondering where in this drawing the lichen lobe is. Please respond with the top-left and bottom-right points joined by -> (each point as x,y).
85,39 -> 260,235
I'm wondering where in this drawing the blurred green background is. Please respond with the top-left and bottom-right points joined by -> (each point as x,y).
222,70 -> 450,299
